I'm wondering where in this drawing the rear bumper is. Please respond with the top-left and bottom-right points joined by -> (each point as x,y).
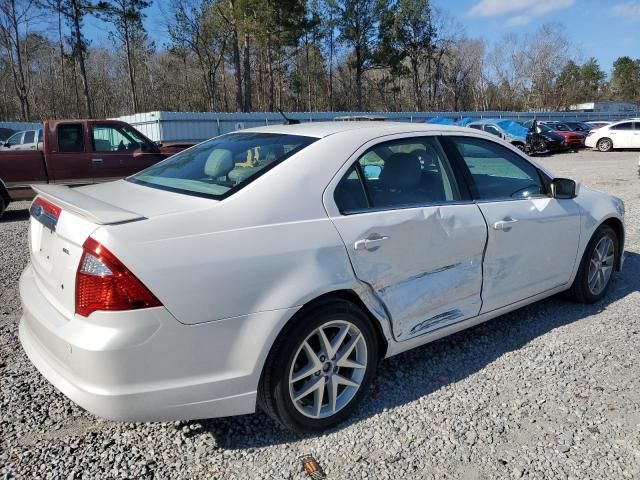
19,264 -> 295,421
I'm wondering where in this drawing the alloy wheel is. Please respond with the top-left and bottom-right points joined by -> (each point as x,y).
288,320 -> 367,419
587,236 -> 615,296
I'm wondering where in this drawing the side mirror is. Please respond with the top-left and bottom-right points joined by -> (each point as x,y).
551,178 -> 578,199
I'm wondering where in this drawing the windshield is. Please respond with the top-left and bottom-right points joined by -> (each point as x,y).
129,132 -> 317,199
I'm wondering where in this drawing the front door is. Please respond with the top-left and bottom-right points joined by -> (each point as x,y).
444,135 -> 581,312
89,123 -> 164,181
326,135 -> 487,341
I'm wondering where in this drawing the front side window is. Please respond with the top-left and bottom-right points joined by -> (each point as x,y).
129,132 -> 317,199
92,124 -> 150,152
57,124 -> 84,152
334,137 -> 458,213
6,132 -> 22,147
451,136 -> 547,201
611,122 -> 632,130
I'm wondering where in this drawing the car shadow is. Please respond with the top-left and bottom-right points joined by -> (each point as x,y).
0,207 -> 29,223
178,251 -> 640,448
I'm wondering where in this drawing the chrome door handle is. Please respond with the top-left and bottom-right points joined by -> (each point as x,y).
354,235 -> 389,251
493,218 -> 518,232
91,158 -> 104,164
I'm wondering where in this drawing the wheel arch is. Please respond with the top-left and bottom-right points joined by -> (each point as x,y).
258,289 -> 391,389
0,179 -> 11,214
601,217 -> 625,271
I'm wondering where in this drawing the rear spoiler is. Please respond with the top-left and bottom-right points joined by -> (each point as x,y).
31,184 -> 145,225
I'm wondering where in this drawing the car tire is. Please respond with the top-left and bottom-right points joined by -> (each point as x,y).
597,138 -> 613,152
258,299 -> 379,433
568,225 -> 618,304
0,196 -> 6,219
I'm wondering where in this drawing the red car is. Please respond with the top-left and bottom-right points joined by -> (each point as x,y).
543,122 -> 585,149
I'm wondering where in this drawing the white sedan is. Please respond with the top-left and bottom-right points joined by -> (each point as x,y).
19,122 -> 625,432
585,119 -> 640,151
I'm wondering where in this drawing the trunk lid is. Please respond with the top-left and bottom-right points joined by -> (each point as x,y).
29,181 -> 214,317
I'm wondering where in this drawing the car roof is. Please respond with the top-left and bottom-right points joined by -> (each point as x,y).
241,121 -> 473,138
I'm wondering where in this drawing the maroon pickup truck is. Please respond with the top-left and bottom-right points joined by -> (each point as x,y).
0,119 -> 192,216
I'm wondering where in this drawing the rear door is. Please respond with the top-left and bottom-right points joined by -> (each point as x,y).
20,130 -> 37,150
633,122 -> 640,148
46,123 -> 94,185
443,135 -> 581,312
325,134 -> 487,341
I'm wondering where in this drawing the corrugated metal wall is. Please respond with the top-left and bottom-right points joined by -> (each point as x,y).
115,111 -> 639,143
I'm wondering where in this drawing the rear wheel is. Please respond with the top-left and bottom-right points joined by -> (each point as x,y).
0,196 -> 6,219
597,138 -> 613,152
568,225 -> 618,303
258,300 -> 378,433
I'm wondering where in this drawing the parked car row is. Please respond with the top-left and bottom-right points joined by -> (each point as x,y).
465,117 -> 640,153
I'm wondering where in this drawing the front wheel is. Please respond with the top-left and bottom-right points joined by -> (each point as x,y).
568,225 -> 618,303
258,300 -> 379,433
597,138 -> 613,152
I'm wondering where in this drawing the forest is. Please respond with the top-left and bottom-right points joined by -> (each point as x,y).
1,0 -> 639,121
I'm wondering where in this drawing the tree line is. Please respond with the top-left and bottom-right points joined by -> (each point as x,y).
1,0 -> 639,121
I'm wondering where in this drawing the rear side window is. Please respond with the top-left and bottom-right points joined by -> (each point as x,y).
23,131 -> 35,143
451,136 -> 547,201
129,133 -> 317,199
58,124 -> 84,152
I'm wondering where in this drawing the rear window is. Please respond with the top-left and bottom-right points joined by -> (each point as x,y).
128,132 -> 317,199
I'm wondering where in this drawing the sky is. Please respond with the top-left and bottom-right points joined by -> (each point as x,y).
81,0 -> 640,75
431,0 -> 640,73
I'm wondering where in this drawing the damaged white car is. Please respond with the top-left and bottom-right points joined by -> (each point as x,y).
19,122 -> 625,432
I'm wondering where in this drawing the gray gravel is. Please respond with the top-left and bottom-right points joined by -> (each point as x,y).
1,149 -> 639,479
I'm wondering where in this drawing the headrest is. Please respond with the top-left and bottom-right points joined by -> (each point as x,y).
411,148 -> 437,167
379,152 -> 421,190
204,149 -> 234,178
94,139 -> 111,151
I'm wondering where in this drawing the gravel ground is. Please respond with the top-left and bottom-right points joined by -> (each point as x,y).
1,149 -> 639,479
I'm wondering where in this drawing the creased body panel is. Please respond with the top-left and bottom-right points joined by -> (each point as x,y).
329,204 -> 487,340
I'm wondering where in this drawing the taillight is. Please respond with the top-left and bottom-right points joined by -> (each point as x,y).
75,237 -> 161,317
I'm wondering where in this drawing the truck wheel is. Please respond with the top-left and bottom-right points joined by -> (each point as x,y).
597,138 -> 613,152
